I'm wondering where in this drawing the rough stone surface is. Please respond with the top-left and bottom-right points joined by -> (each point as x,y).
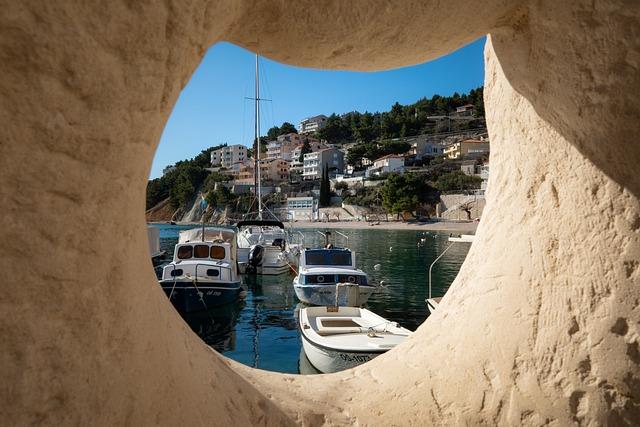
1,1 -> 638,425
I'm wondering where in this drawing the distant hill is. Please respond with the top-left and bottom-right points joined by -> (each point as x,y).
316,87 -> 484,145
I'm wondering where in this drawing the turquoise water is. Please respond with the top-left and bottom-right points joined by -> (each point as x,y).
152,224 -> 471,374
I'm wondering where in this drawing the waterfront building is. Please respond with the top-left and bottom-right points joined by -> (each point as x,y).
299,115 -> 328,134
286,196 -> 318,221
302,148 -> 345,180
365,154 -> 405,177
211,144 -> 248,168
443,139 -> 490,160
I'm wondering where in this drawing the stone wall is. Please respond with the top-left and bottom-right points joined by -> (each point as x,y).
439,193 -> 486,220
1,1 -> 638,425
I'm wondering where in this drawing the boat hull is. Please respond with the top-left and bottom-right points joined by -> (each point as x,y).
237,246 -> 295,275
160,280 -> 242,312
300,330 -> 383,373
238,261 -> 292,275
293,283 -> 375,306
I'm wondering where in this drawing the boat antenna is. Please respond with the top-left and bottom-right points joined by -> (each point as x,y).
254,54 -> 263,220
201,195 -> 207,242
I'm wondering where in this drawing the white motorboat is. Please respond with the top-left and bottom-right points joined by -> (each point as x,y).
293,245 -> 375,306
236,220 -> 299,275
299,304 -> 411,373
426,234 -> 474,313
159,227 -> 242,312
147,225 -> 167,265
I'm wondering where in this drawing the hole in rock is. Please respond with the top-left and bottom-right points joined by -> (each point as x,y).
145,38 -> 486,374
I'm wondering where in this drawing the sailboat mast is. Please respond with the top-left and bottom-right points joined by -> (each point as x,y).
254,54 -> 263,220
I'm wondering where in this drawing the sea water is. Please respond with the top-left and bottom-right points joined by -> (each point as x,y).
152,224 -> 471,374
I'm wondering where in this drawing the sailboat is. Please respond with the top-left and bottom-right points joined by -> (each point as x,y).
236,55 -> 300,275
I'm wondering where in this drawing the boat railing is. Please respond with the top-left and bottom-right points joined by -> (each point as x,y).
317,230 -> 349,247
289,230 -> 305,246
427,234 -> 475,299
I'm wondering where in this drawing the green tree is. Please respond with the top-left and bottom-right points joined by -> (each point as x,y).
382,173 -> 440,219
317,114 -> 352,144
434,170 -> 482,192
299,138 -> 312,162
206,184 -> 235,208
280,122 -> 297,134
319,163 -> 331,207
266,122 -> 298,140
334,181 -> 349,191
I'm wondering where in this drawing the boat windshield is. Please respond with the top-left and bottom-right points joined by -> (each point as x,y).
305,249 -> 352,267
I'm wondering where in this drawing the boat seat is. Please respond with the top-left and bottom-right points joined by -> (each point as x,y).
315,317 -> 364,335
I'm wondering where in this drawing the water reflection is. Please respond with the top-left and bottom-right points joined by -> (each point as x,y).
181,300 -> 244,352
150,224 -> 471,373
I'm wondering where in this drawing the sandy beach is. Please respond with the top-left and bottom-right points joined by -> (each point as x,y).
288,220 -> 478,232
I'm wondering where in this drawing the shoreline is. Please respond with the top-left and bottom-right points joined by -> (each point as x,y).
289,220 -> 478,232
149,220 -> 479,233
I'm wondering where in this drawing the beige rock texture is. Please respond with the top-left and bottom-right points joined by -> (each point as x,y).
0,0 -> 638,425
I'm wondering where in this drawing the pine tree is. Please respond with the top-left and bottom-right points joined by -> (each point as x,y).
319,163 -> 331,207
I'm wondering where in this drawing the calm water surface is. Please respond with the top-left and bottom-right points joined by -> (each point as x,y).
152,224 -> 471,374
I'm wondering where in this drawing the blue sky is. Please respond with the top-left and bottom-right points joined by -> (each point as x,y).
150,37 -> 486,178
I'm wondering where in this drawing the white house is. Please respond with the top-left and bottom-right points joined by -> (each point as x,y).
302,148 -> 345,180
299,115 -> 328,134
211,144 -> 248,168
365,154 -> 405,178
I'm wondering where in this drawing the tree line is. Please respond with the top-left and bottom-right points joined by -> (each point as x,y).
316,87 -> 484,145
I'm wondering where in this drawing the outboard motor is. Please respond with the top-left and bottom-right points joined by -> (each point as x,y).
247,244 -> 264,274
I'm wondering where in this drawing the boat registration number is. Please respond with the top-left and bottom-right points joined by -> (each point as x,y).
205,291 -> 222,296
339,353 -> 371,363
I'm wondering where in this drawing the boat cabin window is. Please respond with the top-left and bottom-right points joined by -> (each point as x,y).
177,245 -> 193,259
305,249 -> 352,266
210,246 -> 225,259
194,244 -> 209,258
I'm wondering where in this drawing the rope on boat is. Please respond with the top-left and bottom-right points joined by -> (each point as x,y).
190,277 -> 209,311
169,278 -> 178,300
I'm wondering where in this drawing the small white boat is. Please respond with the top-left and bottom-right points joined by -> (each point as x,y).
299,304 -> 411,373
159,227 -> 242,312
147,225 -> 167,265
236,220 -> 299,275
293,243 -> 375,306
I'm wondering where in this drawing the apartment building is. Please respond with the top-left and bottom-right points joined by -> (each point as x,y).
266,133 -> 324,161
365,154 -> 405,177
443,139 -> 490,160
260,159 -> 290,182
231,159 -> 290,185
302,148 -> 345,180
299,115 -> 328,134
210,144 -> 248,168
